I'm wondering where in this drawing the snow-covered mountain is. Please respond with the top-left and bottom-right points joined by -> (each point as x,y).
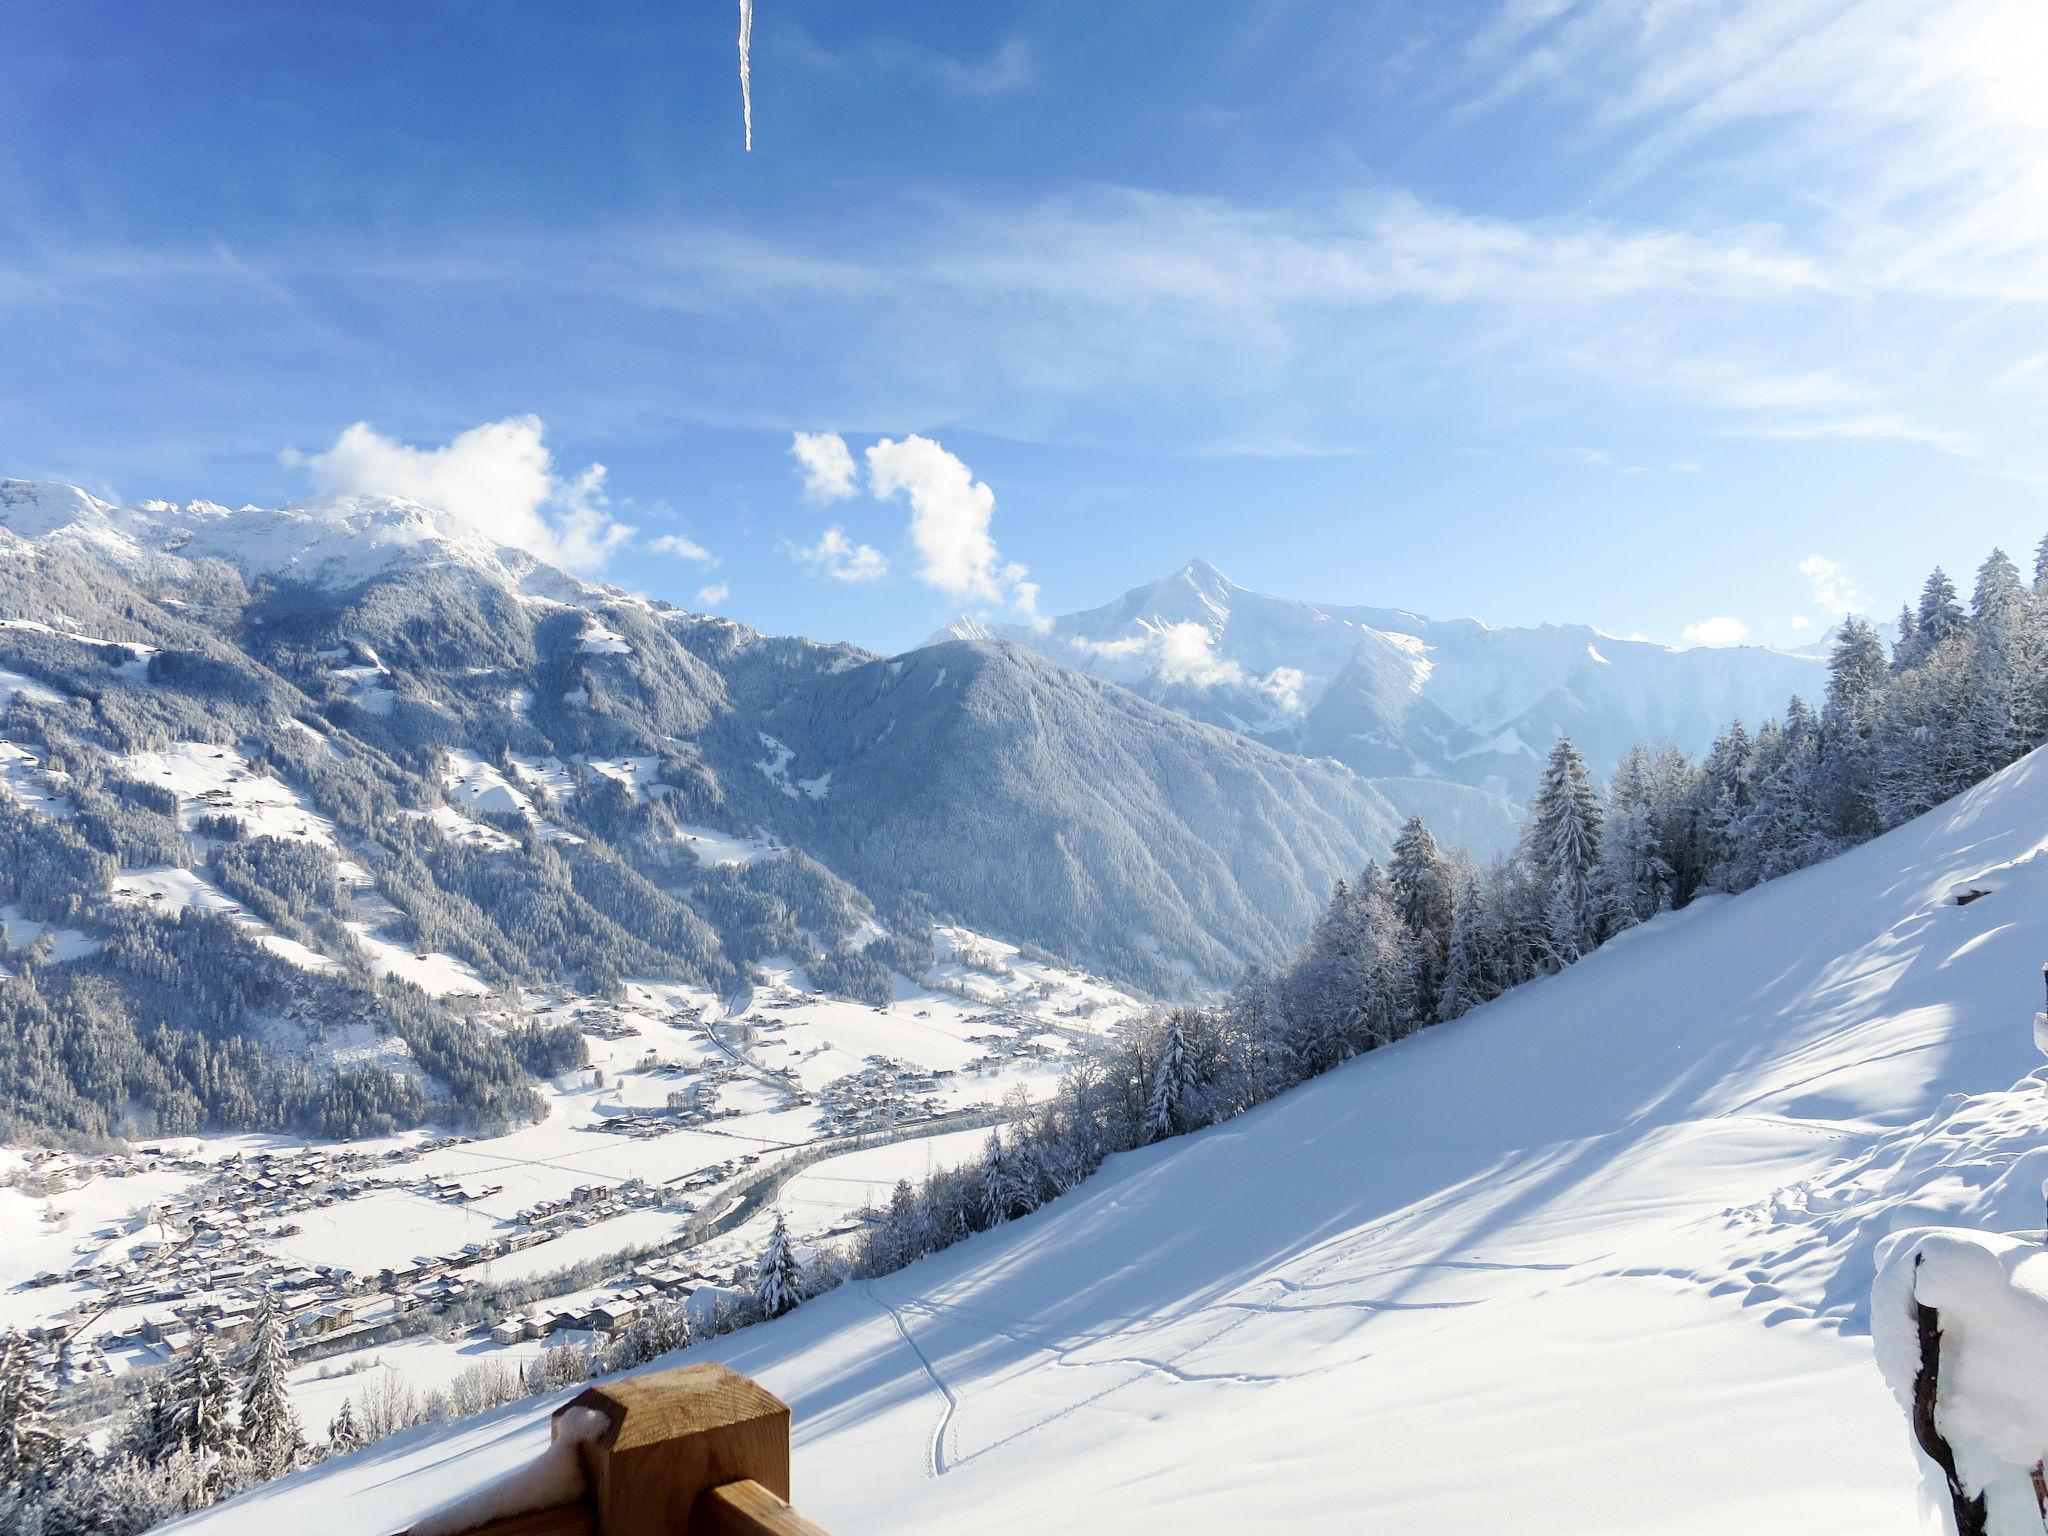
938,559 -> 1828,847
178,738 -> 2048,1536
0,479 -> 579,599
0,480 -> 1410,1141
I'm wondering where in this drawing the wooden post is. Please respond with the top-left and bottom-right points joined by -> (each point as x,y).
565,1363 -> 795,1536
1911,1276 -> 1988,1536
399,1363 -> 824,1536
693,1481 -> 833,1536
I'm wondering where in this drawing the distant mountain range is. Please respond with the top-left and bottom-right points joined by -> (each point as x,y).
0,483 -> 1401,1104
938,558 -> 1826,848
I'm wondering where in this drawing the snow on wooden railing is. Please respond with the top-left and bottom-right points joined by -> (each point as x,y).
1873,1229 -> 2048,1536
393,1363 -> 828,1536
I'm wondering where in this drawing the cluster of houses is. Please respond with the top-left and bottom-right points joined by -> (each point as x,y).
817,1055 -> 954,1133
9,1146 -> 697,1398
575,1009 -> 640,1042
486,1260 -> 718,1347
510,1176 -> 668,1231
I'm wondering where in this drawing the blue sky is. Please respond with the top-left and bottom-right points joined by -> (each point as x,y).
4,1 -> 2047,654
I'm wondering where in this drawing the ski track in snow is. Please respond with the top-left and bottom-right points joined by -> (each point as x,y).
868,1281 -> 957,1478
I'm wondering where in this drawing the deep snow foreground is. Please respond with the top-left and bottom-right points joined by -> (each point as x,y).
173,751 -> 2048,1535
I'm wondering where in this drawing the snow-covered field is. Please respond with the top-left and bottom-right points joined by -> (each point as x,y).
170,747 -> 2048,1536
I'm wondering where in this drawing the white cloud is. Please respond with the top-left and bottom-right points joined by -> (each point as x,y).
1079,622 -> 1305,712
696,581 -> 730,606
1788,615 -> 1813,632
790,431 -> 858,502
283,415 -> 632,572
1737,413 -> 1976,458
647,532 -> 716,562
789,526 -> 888,583
1155,622 -> 1239,687
1797,553 -> 1868,614
1681,615 -> 1751,648
865,434 -> 1034,613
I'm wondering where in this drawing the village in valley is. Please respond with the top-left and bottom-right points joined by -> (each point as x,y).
0,931 -> 1141,1427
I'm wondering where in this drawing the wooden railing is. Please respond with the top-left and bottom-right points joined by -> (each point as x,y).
398,1363 -> 829,1536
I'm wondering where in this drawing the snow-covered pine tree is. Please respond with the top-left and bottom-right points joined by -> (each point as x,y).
1915,567 -> 1967,653
121,1372 -> 182,1465
753,1210 -> 804,1318
978,1129 -> 1014,1228
1345,870 -> 1420,1049
1694,721 -> 1754,890
1892,602 -> 1921,672
1749,699 -> 1831,880
0,1332 -> 56,1493
1966,548 -> 2032,776
1523,736 -> 1603,965
1595,745 -> 1674,931
1281,877 -> 1368,1074
1435,875 -> 1486,1021
239,1295 -> 302,1478
326,1398 -> 362,1455
1389,816 -> 1456,1021
1878,631 -> 1976,823
1820,615 -> 1890,844
173,1331 -> 238,1459
1220,966 -> 1293,1106
872,1178 -> 927,1274
1144,1011 -> 1203,1142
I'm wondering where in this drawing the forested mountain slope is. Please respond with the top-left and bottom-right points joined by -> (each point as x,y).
942,558 -> 1826,852
188,741 -> 2048,1535
0,481 -> 1401,1139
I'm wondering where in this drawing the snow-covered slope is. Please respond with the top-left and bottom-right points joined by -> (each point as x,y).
939,559 -> 1827,847
174,742 -> 2048,1533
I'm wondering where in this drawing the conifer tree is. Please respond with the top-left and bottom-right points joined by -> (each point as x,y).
978,1130 -> 1015,1228
1523,737 -> 1603,964
1966,548 -> 2032,774
173,1331 -> 237,1459
1144,1011 -> 1202,1142
121,1372 -> 181,1465
0,1332 -> 56,1493
239,1296 -> 302,1478
1820,615 -> 1889,843
1389,817 -> 1456,1020
1281,878 -> 1366,1074
1916,567 -> 1966,651
1435,877 -> 1485,1022
753,1210 -> 803,1318
1595,745 -> 1674,930
326,1398 -> 363,1455
1892,602 -> 1920,671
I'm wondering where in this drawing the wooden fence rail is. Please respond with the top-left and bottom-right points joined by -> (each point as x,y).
397,1363 -> 828,1536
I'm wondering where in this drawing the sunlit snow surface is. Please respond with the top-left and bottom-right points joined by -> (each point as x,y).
171,749 -> 2048,1536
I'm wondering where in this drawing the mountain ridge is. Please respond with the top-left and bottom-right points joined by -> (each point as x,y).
932,556 -> 1829,845
0,478 -> 1415,1142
